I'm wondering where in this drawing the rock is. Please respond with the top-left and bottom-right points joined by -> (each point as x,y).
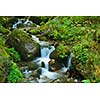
50,75 -> 75,83
29,17 -> 42,25
6,29 -> 40,61
29,16 -> 53,25
50,45 -> 70,66
65,68 -> 84,82
0,45 -> 11,82
41,62 -> 45,68
18,61 -> 39,71
39,36 -> 47,41
48,59 -> 64,71
50,45 -> 70,59
71,57 -> 100,82
31,67 -> 41,78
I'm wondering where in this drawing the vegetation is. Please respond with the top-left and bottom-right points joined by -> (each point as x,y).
39,16 -> 100,82
7,61 -> 24,83
8,47 -> 21,62
0,16 -> 100,83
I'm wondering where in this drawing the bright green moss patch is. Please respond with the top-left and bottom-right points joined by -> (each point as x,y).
7,61 -> 24,83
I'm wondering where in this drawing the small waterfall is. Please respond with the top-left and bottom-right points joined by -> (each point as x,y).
23,35 -> 73,82
13,19 -> 25,29
67,53 -> 73,69
12,19 -> 75,83
34,45 -> 55,69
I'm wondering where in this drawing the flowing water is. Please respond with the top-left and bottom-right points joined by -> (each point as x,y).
13,19 -> 33,29
13,19 -> 74,83
32,36 -> 72,83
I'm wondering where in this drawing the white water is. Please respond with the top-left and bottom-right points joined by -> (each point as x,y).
22,67 -> 32,78
67,53 -> 73,69
13,19 -> 33,29
32,35 -> 70,82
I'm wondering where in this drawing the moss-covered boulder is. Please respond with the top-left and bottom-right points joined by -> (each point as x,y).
49,44 -> 70,71
6,29 -> 40,61
50,44 -> 70,64
0,44 -> 11,82
72,41 -> 100,82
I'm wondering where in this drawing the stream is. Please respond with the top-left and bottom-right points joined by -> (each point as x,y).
22,35 -> 71,83
13,19 -> 79,83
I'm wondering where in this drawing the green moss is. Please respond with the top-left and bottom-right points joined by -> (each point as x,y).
57,44 -> 70,59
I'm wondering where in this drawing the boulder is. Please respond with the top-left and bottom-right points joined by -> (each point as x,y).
48,59 -> 64,71
31,67 -> 41,78
18,61 -> 39,71
6,29 -> 40,61
50,45 -> 70,66
71,57 -> 100,82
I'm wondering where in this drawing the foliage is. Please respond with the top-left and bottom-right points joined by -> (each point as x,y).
57,44 -> 70,58
7,61 -> 24,83
1,16 -> 100,83
8,47 -> 21,62
0,25 -> 9,34
39,16 -> 100,82
72,42 -> 89,64
0,37 -> 5,46
82,79 -> 91,83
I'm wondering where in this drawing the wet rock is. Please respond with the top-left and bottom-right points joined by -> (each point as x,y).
6,29 -> 40,61
48,59 -> 64,71
65,68 -> 84,82
18,61 -> 39,71
31,67 -> 41,78
50,75 -> 75,83
41,62 -> 45,68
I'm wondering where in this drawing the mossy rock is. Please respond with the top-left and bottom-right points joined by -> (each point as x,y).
50,45 -> 70,61
29,16 -> 54,25
72,57 -> 100,82
39,36 -> 47,41
6,29 -> 40,61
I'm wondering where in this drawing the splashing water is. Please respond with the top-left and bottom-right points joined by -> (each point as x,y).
32,35 -> 70,82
